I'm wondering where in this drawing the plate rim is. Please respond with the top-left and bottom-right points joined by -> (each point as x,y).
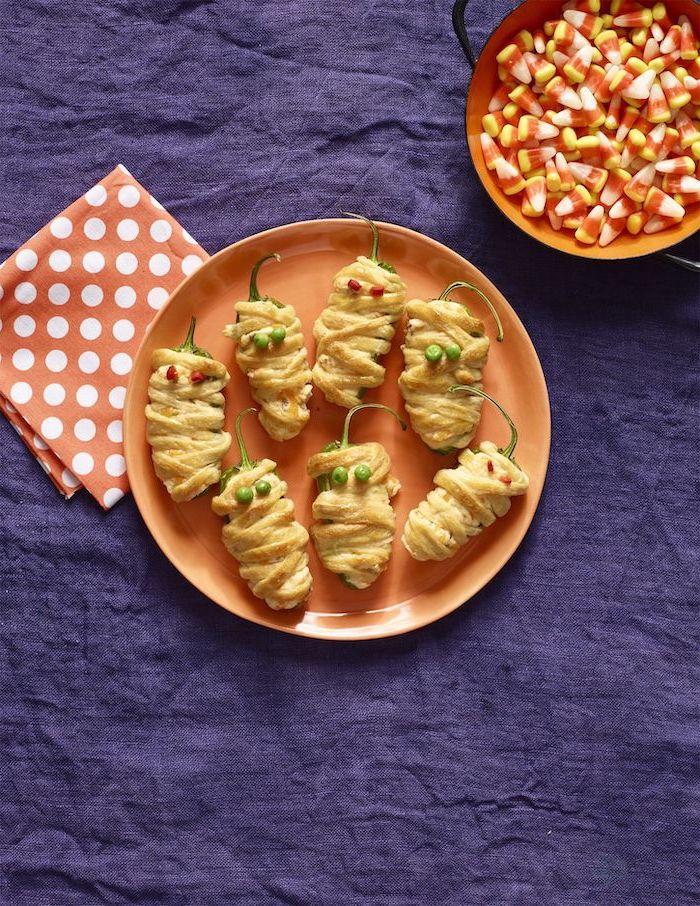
124,217 -> 552,641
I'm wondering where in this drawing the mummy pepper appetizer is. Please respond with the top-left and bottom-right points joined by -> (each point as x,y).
307,403 -> 406,589
312,213 -> 407,408
211,408 -> 312,611
224,253 -> 312,441
146,317 -> 231,502
402,386 -> 529,562
399,281 -> 503,454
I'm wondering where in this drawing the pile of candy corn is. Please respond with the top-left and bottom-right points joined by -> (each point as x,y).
479,0 -> 700,247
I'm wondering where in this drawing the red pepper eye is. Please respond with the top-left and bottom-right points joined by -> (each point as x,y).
166,365 -> 178,381
487,460 -> 494,472
190,370 -> 206,383
370,286 -> 384,297
347,278 -> 362,292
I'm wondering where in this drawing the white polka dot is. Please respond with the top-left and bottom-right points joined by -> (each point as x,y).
33,434 -> 49,450
11,423 -> 22,435
62,468 -> 80,488
10,382 -> 32,404
76,384 -> 98,407
118,185 -> 140,207
109,386 -> 126,409
13,315 -> 35,338
78,351 -> 100,374
74,418 -> 96,442
41,417 -> 63,440
150,195 -> 164,210
110,353 -> 132,376
44,383 -> 66,406
107,420 -> 123,443
115,286 -> 136,308
49,283 -> 70,305
12,348 -> 34,371
150,219 -> 172,242
4,401 -> 16,414
16,249 -> 38,271
147,287 -> 168,310
85,184 -> 107,206
83,217 -> 106,240
105,453 -> 126,477
182,254 -> 203,276
45,349 -> 67,373
116,252 -> 138,275
81,284 -> 103,307
49,250 -> 71,272
182,228 -> 197,245
117,218 -> 139,241
15,282 -> 37,304
47,316 -> 69,339
149,253 -> 170,276
82,251 -> 105,273
72,452 -> 94,475
113,319 -> 135,342
50,216 -> 73,239
103,487 -> 125,507
80,317 -> 102,340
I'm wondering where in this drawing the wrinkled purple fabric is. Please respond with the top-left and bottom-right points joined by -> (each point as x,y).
1,1 -> 699,904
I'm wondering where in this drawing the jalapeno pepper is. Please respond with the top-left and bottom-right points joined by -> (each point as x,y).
401,386 -> 528,562
145,316 -> 231,502
312,213 -> 407,408
212,408 -> 312,610
307,403 -> 406,589
224,253 -> 312,442
399,280 -> 504,455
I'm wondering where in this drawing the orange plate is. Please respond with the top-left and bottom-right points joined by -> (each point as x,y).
123,219 -> 551,640
465,0 -> 700,259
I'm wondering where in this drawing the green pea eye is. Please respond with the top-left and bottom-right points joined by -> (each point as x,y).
253,332 -> 270,349
254,480 -> 271,496
235,486 -> 254,504
445,343 -> 461,360
270,327 -> 286,343
354,464 -> 372,482
332,466 -> 349,485
424,344 -> 443,363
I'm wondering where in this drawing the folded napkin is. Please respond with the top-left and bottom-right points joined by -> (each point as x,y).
0,165 -> 207,509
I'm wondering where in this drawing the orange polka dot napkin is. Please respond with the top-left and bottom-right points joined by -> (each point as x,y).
0,165 -> 208,509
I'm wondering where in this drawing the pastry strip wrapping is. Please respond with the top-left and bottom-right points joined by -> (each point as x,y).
307,441 -> 400,589
313,255 -> 407,408
212,458 -> 312,610
402,441 -> 528,562
146,348 -> 231,502
399,297 -> 490,451
224,255 -> 312,442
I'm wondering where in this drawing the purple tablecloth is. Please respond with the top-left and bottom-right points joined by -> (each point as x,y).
1,2 -> 698,903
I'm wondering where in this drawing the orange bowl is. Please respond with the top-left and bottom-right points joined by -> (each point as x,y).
454,0 -> 700,260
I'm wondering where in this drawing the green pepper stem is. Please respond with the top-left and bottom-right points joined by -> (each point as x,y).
449,385 -> 518,459
341,212 -> 380,263
439,281 -> 504,343
234,407 -> 258,469
249,253 -> 281,302
340,403 -> 407,449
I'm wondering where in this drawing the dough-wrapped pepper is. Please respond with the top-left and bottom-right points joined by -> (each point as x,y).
211,408 -> 312,610
312,213 -> 407,408
224,253 -> 312,441
402,386 -> 528,562
307,403 -> 406,589
146,317 -> 231,502
399,281 -> 503,454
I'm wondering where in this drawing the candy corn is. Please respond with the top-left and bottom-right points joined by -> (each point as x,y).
479,0 -> 700,248
575,203 -> 605,242
643,186 -> 685,218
